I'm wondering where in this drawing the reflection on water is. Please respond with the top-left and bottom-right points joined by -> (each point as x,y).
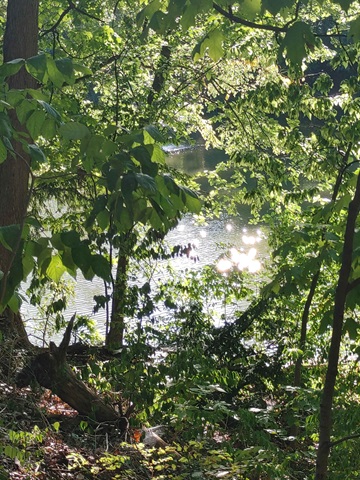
23,146 -> 268,344
165,145 -> 227,175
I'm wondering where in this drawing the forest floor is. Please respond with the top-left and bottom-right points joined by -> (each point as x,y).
1,349 -> 203,480
0,380 -> 158,479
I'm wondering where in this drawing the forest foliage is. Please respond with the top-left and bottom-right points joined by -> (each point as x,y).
1,0 -> 360,478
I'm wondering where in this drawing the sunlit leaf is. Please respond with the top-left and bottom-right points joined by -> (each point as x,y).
46,255 -> 66,283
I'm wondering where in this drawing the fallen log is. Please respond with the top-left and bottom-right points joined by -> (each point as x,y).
16,315 -> 128,433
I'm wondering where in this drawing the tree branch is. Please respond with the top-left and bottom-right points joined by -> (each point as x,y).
40,3 -> 74,37
330,433 -> 360,448
212,3 -> 287,33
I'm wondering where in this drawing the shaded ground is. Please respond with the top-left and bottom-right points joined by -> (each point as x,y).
0,381 -> 158,479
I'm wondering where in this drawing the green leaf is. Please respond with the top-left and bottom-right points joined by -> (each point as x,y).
136,0 -> 162,27
72,244 -> 93,273
0,112 -> 12,138
28,144 -> 47,165
343,317 -> 358,340
280,22 -> 315,66
0,58 -> 25,78
61,231 -> 81,248
16,99 -> 36,124
25,54 -> 48,83
144,125 -> 166,143
0,224 -> 20,251
72,63 -> 92,77
7,293 -> 21,313
238,0 -> 261,20
55,58 -> 75,84
46,255 -> 66,283
192,28 -> 224,62
46,56 -> 66,88
96,209 -> 110,230
135,173 -> 157,193
121,173 -> 138,206
91,254 -> 111,281
262,0 -> 295,15
37,100 -> 62,123
59,122 -> 90,140
181,186 -> 202,213
26,109 -> 46,139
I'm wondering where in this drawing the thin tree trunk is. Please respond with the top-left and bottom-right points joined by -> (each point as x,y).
294,271 -> 320,388
0,0 -> 38,347
315,172 -> 360,479
294,145 -> 351,392
107,253 -> 128,349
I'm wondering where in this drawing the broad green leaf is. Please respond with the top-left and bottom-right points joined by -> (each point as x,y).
61,230 -> 81,248
0,112 -> 12,138
37,100 -> 62,123
72,63 -> 92,77
148,144 -> 165,164
262,0 -> 295,15
181,2 -> 197,30
50,233 -> 64,251
46,56 -> 66,88
181,186 -> 202,213
121,173 -> 138,206
22,245 -> 35,277
135,173 -> 157,193
0,224 -> 20,251
28,144 -> 47,165
59,122 -> 90,140
239,0 -> 261,20
26,54 -> 48,83
114,204 -> 133,232
55,58 -> 75,84
136,0 -> 162,27
26,109 -> 46,139
144,125 -> 165,143
46,255 -> 66,283
132,146 -> 158,176
96,209 -> 110,230
148,10 -> 168,34
193,29 -> 224,62
7,293 -> 21,313
16,99 -> 36,124
0,58 -> 25,78
72,244 -> 93,271
40,118 -> 57,140
91,254 -> 111,281
280,22 -> 315,66
343,317 -> 359,340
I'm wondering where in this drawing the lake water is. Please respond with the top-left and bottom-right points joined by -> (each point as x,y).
23,145 -> 268,345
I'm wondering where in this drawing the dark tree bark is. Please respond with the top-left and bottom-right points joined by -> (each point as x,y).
315,172 -> 360,479
0,0 -> 39,347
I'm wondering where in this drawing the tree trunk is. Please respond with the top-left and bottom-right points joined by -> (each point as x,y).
315,172 -> 360,479
17,317 -> 128,432
0,0 -> 38,346
107,253 -> 128,350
